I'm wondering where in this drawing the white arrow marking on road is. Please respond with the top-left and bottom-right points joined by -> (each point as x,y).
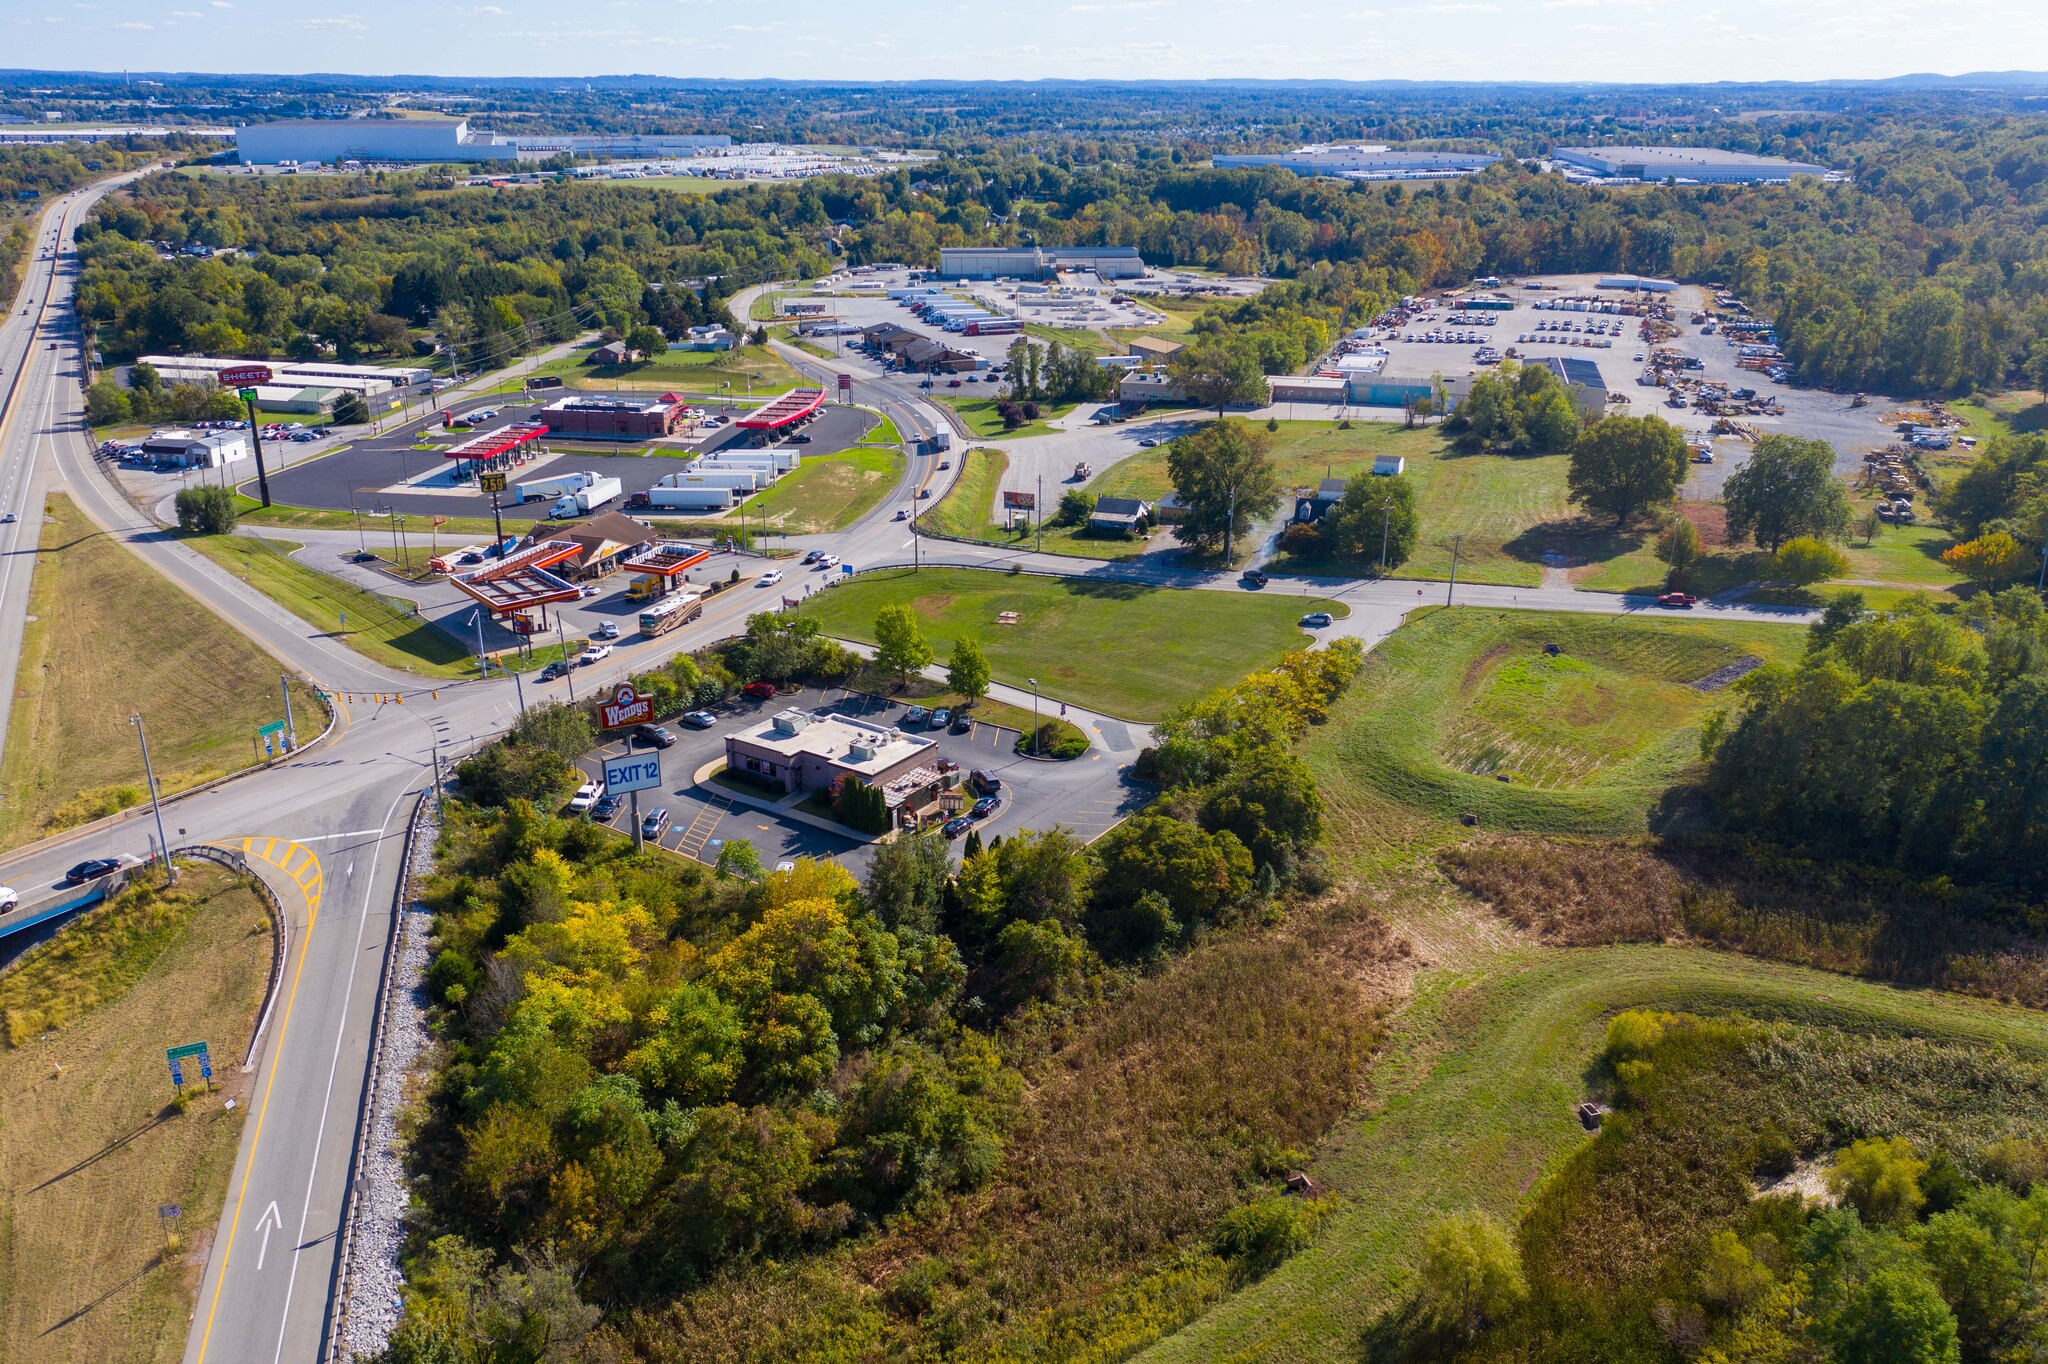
255,1200 -> 283,1270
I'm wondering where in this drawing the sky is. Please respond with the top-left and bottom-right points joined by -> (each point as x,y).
9,0 -> 2048,86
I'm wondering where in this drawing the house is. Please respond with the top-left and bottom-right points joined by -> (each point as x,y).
1088,496 -> 1151,535
682,325 -> 737,352
524,511 -> 656,580
1153,492 -> 1189,525
1293,478 -> 1349,523
1535,356 -> 1610,421
1127,336 -> 1185,368
590,340 -> 641,366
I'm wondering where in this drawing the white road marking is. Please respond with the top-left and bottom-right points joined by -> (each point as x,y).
290,830 -> 388,842
254,1201 -> 282,1271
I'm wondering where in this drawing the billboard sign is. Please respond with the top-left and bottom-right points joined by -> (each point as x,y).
837,372 -> 852,394
1001,490 -> 1036,510
603,752 -> 661,795
218,364 -> 273,387
599,682 -> 653,730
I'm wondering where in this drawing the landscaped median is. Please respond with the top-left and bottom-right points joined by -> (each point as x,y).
795,566 -> 1344,722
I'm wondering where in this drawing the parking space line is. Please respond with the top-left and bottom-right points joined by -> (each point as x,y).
672,792 -> 733,862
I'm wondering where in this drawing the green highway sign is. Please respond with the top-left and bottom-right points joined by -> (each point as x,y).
258,720 -> 286,737
166,1042 -> 209,1062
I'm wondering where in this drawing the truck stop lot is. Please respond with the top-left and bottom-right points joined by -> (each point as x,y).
254,397 -> 875,523
568,683 -> 1152,873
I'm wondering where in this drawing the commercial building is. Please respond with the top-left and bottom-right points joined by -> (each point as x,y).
734,387 -> 826,433
140,428 -> 248,469
525,512 -> 657,581
1535,356 -> 1610,421
1213,145 -> 1499,181
1550,146 -> 1832,184
1346,372 -> 1474,410
136,355 -> 433,411
936,246 -> 1146,280
1127,336 -> 1185,368
1267,375 -> 1349,405
726,709 -> 937,799
539,395 -> 684,441
234,118 -> 732,166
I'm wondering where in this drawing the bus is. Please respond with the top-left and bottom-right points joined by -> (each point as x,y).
638,591 -> 705,638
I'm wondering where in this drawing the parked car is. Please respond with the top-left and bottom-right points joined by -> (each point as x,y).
943,815 -> 975,838
970,795 -> 1001,819
680,710 -> 718,729
632,725 -> 676,750
579,643 -> 613,665
929,708 -> 952,730
760,570 -> 783,586
593,620 -> 621,640
641,807 -> 671,839
592,793 -> 623,820
568,782 -> 600,813
1657,591 -> 1699,609
64,858 -> 123,885
970,769 -> 1003,796
903,706 -> 931,727
743,680 -> 779,700
1300,611 -> 1334,628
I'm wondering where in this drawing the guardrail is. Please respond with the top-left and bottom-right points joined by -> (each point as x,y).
165,844 -> 291,1068
324,786 -> 433,1364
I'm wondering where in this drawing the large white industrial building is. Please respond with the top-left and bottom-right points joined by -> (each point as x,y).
233,118 -> 732,166
1550,146 -> 1834,184
936,246 -> 1146,280
1212,145 -> 1501,180
135,356 -> 436,413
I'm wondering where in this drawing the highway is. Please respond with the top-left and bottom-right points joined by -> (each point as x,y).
0,242 -> 1821,1363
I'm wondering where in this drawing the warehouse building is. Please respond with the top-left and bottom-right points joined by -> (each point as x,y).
1535,356 -> 1611,421
936,246 -> 1146,280
1551,146 -> 1832,184
234,117 -> 732,166
540,395 -> 685,441
135,355 -> 432,412
1212,145 -> 1499,180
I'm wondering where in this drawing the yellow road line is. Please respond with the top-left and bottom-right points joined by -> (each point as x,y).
193,838 -> 321,1363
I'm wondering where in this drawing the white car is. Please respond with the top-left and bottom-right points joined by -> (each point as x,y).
0,885 -> 17,914
567,782 -> 600,813
759,570 -> 784,586
579,642 -> 613,665
818,554 -> 840,569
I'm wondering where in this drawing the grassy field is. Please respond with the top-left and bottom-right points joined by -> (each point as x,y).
796,567 -> 1338,721
1022,324 -> 1113,357
1137,938 -> 2048,1364
0,867 -> 269,1363
232,496 -> 507,541
740,446 -> 902,534
0,497 -> 323,850
526,344 -> 804,396
922,446 -> 1152,561
934,396 -> 1074,440
182,533 -> 476,680
1107,295 -> 1208,349
1299,607 -> 1801,848
859,413 -> 902,446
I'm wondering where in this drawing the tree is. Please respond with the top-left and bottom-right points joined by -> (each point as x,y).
864,832 -> 950,933
1830,1137 -> 1929,1226
1774,536 -> 1849,586
332,390 -> 371,426
625,324 -> 668,359
174,485 -> 238,535
1832,1268 -> 1962,1364
1942,531 -> 2030,590
1658,517 -> 1704,582
1724,434 -> 1852,552
1321,473 -> 1419,569
1089,815 -> 1251,951
872,604 -> 934,688
1200,747 -> 1326,872
946,636 -> 992,707
1417,1210 -> 1527,1342
1054,488 -> 1095,528
1567,415 -> 1690,527
85,378 -> 130,425
363,312 -> 413,355
1169,341 -> 1265,415
1166,419 -> 1282,562
507,701 -> 596,764
129,360 -> 160,394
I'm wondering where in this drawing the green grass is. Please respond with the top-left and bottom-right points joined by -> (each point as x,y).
859,413 -> 903,446
1136,940 -> 2048,1364
530,344 -> 803,397
0,496 -> 323,850
182,533 -> 477,680
934,395 -> 1075,440
1299,607 -> 1802,844
232,496 -> 508,541
1022,324 -> 1113,357
922,446 -> 1151,560
740,446 -> 903,534
796,567 -> 1338,721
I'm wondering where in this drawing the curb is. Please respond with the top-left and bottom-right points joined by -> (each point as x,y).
163,843 -> 292,1069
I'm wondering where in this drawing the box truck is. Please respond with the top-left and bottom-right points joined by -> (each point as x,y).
549,475 -> 622,518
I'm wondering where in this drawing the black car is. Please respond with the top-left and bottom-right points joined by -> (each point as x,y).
64,858 -> 122,885
970,769 -> 1003,796
1241,569 -> 1268,589
592,793 -> 623,821
632,725 -> 677,750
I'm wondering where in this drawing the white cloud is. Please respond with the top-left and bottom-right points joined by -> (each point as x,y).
210,1 -> 232,6
114,20 -> 152,28
294,14 -> 364,27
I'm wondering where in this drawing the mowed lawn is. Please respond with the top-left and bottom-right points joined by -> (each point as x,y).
0,498 -> 322,849
796,567 -> 1337,720
742,446 -> 902,533
183,533 -> 475,680
923,446 -> 1152,562
530,343 -> 804,396
0,867 -> 269,1364
1138,940 -> 2048,1364
1299,607 -> 1801,846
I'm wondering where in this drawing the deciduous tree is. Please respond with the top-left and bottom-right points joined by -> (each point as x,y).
1567,414 -> 1690,527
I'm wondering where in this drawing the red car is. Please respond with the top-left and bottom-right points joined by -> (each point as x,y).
742,681 -> 779,700
1656,592 -> 1699,609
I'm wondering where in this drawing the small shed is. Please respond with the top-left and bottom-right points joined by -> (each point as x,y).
1372,454 -> 1406,477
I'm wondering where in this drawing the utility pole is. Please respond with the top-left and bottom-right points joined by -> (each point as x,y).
556,614 -> 577,701
133,714 -> 174,885
280,674 -> 296,752
1446,533 -> 1463,607
1380,496 -> 1393,576
1036,473 -> 1043,552
469,608 -> 490,678
1028,677 -> 1041,756
1225,483 -> 1236,567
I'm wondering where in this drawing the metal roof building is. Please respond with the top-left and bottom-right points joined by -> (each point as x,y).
936,247 -> 1146,280
1551,146 -> 1832,184
1212,147 -> 1499,180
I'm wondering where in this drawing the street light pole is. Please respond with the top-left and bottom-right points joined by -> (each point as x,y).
280,674 -> 297,751
1379,496 -> 1393,576
133,713 -> 175,884
1028,677 -> 1040,756
556,614 -> 577,702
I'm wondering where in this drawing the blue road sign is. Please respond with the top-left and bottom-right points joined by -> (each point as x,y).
168,1060 -> 184,1087
603,753 -> 661,795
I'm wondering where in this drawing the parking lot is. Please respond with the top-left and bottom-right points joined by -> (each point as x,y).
566,682 -> 1151,873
